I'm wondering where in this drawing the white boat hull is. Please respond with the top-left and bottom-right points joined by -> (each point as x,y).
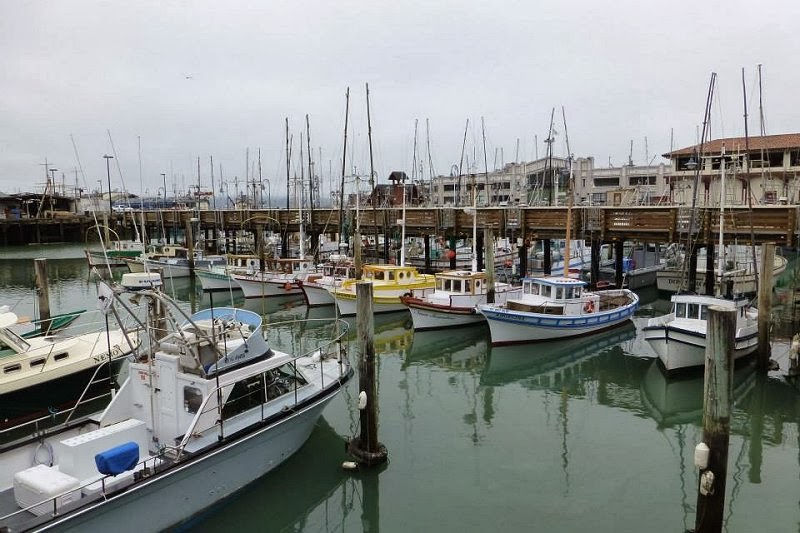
406,304 -> 484,331
642,325 -> 758,373
302,283 -> 335,307
195,270 -> 240,292
234,275 -> 304,298
31,398 -> 334,532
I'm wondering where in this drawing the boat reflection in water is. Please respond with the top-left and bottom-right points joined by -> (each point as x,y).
405,324 -> 489,370
482,322 -> 640,388
640,358 -> 758,428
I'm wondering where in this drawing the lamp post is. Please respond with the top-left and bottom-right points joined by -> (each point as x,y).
103,155 -> 114,213
262,178 -> 271,209
161,173 -> 167,208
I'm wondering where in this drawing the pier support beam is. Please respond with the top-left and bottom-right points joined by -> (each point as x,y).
485,227 -> 495,303
543,239 -> 551,275
704,243 -> 715,296
518,239 -> 528,278
757,243 -> 775,370
34,258 -> 51,334
694,305 -> 735,533
424,235 -> 431,273
614,240 -> 624,289
687,245 -> 698,293
477,230 -> 484,272
590,239 -> 601,290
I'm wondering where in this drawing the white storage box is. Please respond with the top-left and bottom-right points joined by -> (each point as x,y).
14,464 -> 81,516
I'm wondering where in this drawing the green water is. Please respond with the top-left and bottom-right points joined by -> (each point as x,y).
0,245 -> 798,532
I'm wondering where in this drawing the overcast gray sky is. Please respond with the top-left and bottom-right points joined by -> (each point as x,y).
2,0 -> 798,200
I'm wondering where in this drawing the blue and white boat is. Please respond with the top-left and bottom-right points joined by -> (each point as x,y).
477,277 -> 639,345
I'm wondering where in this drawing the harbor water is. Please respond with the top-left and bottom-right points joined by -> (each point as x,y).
1,245 -> 798,532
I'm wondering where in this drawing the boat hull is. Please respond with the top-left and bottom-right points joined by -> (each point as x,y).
404,300 -> 484,330
195,270 -> 240,292
33,396 -> 337,532
642,324 -> 758,373
301,283 -> 336,307
233,275 -> 304,298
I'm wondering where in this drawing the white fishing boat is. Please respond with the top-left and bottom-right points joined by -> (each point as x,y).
232,258 -> 315,298
84,240 -> 145,269
124,245 -> 227,280
330,264 -> 435,316
400,270 -> 519,330
195,255 -> 261,292
642,293 -> 758,374
299,255 -> 356,307
477,277 -> 639,345
0,305 -> 139,400
0,272 -> 351,532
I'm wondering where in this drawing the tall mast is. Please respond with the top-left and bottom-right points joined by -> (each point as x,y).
306,114 -> 315,261
284,118 -> 291,258
366,83 -> 379,263
339,87 -> 350,247
682,72 -> 716,292
299,132 -> 305,258
743,67 -> 759,292
457,119 -> 469,206
562,106 -> 573,277
718,144 -> 726,290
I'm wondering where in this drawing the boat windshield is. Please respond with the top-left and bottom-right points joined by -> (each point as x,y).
674,302 -> 686,317
0,328 -> 30,353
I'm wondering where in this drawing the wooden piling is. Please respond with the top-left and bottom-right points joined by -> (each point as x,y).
476,230 -> 484,271
347,281 -> 388,466
704,243 -> 715,296
687,245 -> 698,293
424,235 -> 431,273
614,240 -> 624,289
757,243 -> 775,369
184,219 -> 195,276
694,305 -> 735,533
33,258 -> 51,334
518,239 -> 528,278
590,239 -> 601,290
543,239 -> 551,275
485,227 -> 495,304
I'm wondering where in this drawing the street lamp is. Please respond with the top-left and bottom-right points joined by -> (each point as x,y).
103,155 -> 114,213
161,173 -> 167,208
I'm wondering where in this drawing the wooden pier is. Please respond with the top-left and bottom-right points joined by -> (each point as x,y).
0,205 -> 797,247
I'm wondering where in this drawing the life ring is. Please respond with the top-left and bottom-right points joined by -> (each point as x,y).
583,300 -> 594,313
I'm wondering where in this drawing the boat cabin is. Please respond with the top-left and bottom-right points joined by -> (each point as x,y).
435,271 -> 486,295
506,277 -> 597,316
670,294 -> 751,322
361,264 -> 422,284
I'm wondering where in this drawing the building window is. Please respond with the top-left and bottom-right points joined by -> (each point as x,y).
628,175 -> 656,186
594,177 -> 619,187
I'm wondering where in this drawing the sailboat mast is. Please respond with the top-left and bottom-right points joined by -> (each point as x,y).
339,87 -> 350,247
562,106 -> 573,277
284,118 -> 291,258
366,83 -> 379,263
299,132 -> 305,259
742,67 -> 759,294
306,114 -> 315,261
718,145 -> 726,289
403,120 -> 417,267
